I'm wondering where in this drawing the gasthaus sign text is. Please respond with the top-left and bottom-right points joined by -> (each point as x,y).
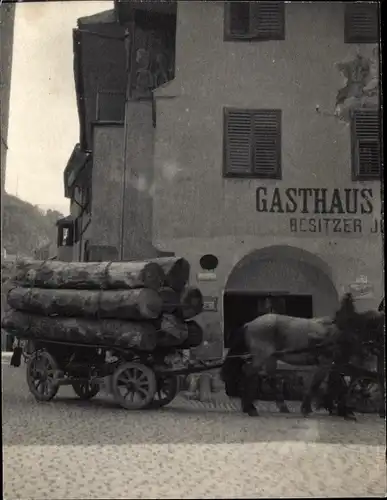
256,187 -> 383,235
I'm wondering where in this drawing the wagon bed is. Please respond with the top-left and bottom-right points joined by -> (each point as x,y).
10,335 -> 383,415
11,335 -> 230,410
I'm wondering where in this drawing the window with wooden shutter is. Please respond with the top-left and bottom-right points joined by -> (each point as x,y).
225,1 -> 285,41
223,108 -> 281,179
345,2 -> 379,44
351,109 -> 381,180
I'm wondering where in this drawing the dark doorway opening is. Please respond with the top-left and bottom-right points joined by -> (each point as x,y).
223,292 -> 313,348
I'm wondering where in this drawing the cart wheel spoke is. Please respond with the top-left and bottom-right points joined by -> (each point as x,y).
119,373 -> 131,384
137,388 -> 149,399
117,375 -> 128,385
44,379 -> 52,395
130,391 -> 137,401
140,382 -> 150,390
122,387 -> 132,399
72,381 -> 99,400
45,380 -> 53,396
146,376 -> 180,409
348,376 -> 382,414
35,379 -> 43,390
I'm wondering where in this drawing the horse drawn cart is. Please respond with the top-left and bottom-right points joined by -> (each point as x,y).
15,337 -> 224,410
2,258 -> 384,416
8,332 -> 383,416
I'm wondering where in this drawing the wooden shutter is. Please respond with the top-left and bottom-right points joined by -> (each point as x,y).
228,1 -> 250,35
224,108 -> 281,178
250,1 -> 285,40
224,109 -> 252,175
352,109 -> 380,180
225,1 -> 285,40
345,3 -> 379,43
252,110 -> 281,177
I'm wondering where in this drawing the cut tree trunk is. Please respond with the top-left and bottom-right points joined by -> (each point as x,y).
148,257 -> 190,292
178,286 -> 203,320
12,259 -> 165,290
158,287 -> 180,314
157,313 -> 189,346
2,309 -> 157,351
7,287 -> 162,320
180,320 -> 204,349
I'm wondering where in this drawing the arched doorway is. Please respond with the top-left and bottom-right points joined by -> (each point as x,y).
223,245 -> 338,346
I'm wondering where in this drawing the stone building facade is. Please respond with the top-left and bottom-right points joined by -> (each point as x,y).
63,1 -> 382,350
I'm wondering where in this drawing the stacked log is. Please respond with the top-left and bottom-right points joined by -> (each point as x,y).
158,287 -> 179,314
2,257 -> 204,352
2,310 -> 157,351
12,259 -> 165,290
178,286 -> 204,320
146,257 -> 204,348
7,287 -> 162,320
147,257 -> 190,293
182,320 -> 204,349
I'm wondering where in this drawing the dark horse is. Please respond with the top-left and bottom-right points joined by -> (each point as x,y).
221,294 -> 384,418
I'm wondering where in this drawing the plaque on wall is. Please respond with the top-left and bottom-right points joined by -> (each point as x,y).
202,297 -> 218,312
197,272 -> 217,282
349,276 -> 374,299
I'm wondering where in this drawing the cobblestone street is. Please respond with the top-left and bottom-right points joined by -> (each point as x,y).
2,355 -> 386,499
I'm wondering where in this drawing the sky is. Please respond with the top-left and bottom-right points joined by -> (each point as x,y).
5,1 -> 110,216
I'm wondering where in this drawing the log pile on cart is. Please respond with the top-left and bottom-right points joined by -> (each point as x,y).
2,257 -> 209,410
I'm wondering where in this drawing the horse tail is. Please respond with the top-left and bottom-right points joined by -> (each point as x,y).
220,325 -> 248,396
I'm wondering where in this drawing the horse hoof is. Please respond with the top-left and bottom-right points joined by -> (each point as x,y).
344,414 -> 357,422
301,405 -> 312,417
243,406 -> 259,417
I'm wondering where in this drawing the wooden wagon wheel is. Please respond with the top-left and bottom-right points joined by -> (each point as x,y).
71,381 -> 100,400
146,375 -> 180,409
347,376 -> 384,414
26,350 -> 59,402
111,362 -> 157,410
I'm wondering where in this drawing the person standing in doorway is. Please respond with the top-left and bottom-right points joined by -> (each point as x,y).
258,296 -> 286,315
